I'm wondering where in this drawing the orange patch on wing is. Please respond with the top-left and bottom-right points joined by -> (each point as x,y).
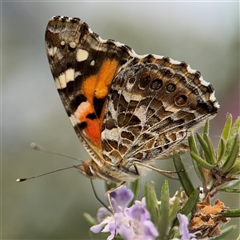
84,118 -> 101,148
82,59 -> 119,103
76,101 -> 101,148
79,59 -> 119,148
95,59 -> 119,98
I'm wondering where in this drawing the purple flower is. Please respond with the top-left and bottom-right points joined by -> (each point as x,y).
171,213 -> 196,240
90,186 -> 159,240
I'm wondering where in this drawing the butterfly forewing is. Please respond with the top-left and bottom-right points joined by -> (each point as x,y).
45,16 -> 134,164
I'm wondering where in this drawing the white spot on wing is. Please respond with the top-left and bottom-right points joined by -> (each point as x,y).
58,74 -> 67,88
66,68 -> 74,82
47,46 -> 57,56
54,68 -> 75,89
76,49 -> 89,62
69,101 -> 94,127
74,101 -> 91,120
69,41 -> 76,49
74,71 -> 81,78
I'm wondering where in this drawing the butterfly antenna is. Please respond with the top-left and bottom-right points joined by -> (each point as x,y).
30,142 -> 81,161
16,165 -> 76,182
16,142 -> 82,182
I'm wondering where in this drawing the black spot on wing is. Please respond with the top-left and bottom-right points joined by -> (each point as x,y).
86,113 -> 97,120
93,97 -> 106,118
76,122 -> 87,130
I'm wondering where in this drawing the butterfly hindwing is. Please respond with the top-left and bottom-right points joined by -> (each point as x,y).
101,56 -> 219,170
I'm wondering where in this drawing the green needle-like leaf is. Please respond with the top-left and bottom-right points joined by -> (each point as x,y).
203,120 -> 210,136
196,133 -> 215,165
168,191 -> 181,224
224,116 -> 240,159
220,114 -> 232,141
173,153 -> 194,197
203,133 -> 217,164
218,188 -> 240,193
170,189 -> 199,230
221,209 -> 240,218
188,133 -> 199,154
188,134 -> 205,182
190,151 -> 215,170
222,134 -> 240,173
221,179 -> 240,189
217,138 -> 226,163
159,180 -> 170,238
180,188 -> 200,216
217,115 -> 232,162
229,116 -> 240,138
229,158 -> 240,175
145,183 -> 159,226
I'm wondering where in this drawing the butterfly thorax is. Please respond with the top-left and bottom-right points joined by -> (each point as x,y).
75,158 -> 141,183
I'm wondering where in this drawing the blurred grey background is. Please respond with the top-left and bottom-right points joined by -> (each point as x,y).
2,1 -> 239,239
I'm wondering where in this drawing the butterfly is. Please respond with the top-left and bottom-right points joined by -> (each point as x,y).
45,16 -> 219,184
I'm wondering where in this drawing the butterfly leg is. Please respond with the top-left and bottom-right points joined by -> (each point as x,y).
90,179 -> 127,213
133,161 -> 181,180
106,181 -> 126,213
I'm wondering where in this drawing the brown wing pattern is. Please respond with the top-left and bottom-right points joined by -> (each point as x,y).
101,55 -> 219,170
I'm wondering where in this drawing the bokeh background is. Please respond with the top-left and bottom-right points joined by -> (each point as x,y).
2,1 -> 239,239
